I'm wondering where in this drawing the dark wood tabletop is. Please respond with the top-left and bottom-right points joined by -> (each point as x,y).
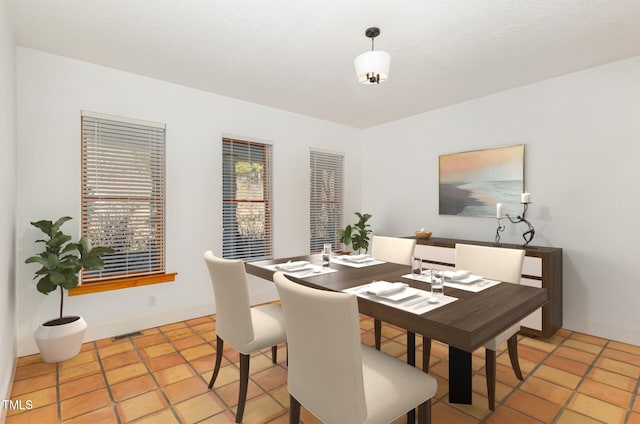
246,254 -> 548,353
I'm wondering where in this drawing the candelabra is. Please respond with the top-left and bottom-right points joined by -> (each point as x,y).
507,202 -> 535,247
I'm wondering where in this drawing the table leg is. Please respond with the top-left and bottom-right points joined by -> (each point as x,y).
405,331 -> 418,423
407,331 -> 415,366
448,346 -> 472,404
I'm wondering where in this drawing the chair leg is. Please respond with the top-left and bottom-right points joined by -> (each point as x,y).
271,345 -> 278,364
289,394 -> 301,424
418,398 -> 431,424
485,349 -> 496,411
374,319 -> 382,350
422,336 -> 432,373
407,408 -> 415,423
235,353 -> 250,423
208,335 -> 224,389
507,334 -> 524,380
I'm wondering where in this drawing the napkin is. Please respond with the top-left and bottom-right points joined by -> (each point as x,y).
343,254 -> 372,263
444,270 -> 472,281
275,261 -> 311,271
365,281 -> 408,296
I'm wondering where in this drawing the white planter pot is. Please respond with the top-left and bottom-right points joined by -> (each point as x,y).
34,316 -> 87,363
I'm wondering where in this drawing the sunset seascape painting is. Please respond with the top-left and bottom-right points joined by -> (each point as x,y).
439,145 -> 524,217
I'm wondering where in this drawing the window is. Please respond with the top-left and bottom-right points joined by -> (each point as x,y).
310,149 -> 343,253
222,138 -> 273,260
77,111 -> 173,293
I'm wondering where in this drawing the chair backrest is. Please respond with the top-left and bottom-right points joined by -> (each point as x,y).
203,251 -> 254,348
455,244 -> 525,284
273,272 -> 367,424
371,235 -> 416,265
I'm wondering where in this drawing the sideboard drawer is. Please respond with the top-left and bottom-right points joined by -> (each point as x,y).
520,277 -> 543,331
522,256 -> 542,277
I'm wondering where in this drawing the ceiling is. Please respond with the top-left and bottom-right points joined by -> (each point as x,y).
8,0 -> 640,128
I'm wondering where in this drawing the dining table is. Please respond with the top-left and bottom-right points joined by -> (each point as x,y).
246,254 -> 548,405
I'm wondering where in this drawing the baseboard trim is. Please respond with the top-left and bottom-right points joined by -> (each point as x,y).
1,355 -> 17,423
563,317 -> 640,346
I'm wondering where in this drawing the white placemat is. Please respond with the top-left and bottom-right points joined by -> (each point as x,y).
262,263 -> 339,278
330,255 -> 385,268
343,281 -> 457,315
401,272 -> 501,293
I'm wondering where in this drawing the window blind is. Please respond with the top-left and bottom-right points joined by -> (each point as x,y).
222,138 -> 273,260
310,149 -> 343,253
81,112 -> 166,282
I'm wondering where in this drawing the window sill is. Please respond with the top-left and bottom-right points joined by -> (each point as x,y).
69,273 -> 177,296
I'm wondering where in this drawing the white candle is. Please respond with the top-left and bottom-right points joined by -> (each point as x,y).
521,192 -> 531,203
496,203 -> 502,218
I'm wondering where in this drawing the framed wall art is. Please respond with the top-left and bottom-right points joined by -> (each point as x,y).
439,144 -> 524,217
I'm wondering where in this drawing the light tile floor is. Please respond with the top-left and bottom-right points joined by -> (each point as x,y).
6,314 -> 640,423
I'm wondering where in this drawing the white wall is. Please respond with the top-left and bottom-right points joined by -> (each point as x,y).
13,45 -> 640,360
362,56 -> 640,345
16,48 -> 361,355
0,0 -> 17,405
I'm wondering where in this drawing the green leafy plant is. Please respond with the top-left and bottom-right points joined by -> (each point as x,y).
337,212 -> 372,253
336,224 -> 353,249
25,217 -> 114,323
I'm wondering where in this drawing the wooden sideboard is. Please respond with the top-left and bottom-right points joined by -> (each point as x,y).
412,236 -> 562,338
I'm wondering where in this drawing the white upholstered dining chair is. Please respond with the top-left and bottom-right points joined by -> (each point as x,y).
454,243 -> 526,410
203,251 -> 287,423
370,235 -> 417,350
371,235 -> 416,267
273,271 -> 437,424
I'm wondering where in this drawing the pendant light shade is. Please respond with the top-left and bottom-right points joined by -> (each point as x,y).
354,27 -> 390,84
354,50 -> 391,84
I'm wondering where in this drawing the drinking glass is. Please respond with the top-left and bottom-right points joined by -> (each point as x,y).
322,243 -> 332,266
431,270 -> 444,297
412,256 -> 422,277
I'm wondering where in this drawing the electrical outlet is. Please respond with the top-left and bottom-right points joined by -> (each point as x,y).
148,296 -> 157,307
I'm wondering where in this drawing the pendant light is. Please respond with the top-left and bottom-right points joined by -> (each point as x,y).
354,27 -> 391,84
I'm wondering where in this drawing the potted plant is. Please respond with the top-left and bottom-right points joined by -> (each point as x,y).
25,216 -> 113,362
337,212 -> 372,254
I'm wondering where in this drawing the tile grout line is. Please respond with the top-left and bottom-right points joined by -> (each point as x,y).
133,333 -> 171,423
573,338 -> 640,422
55,361 -> 61,424
155,322 -> 212,423
188,317 -> 247,419
449,330 -> 610,423
248,347 -> 291,423
92,339 -> 123,424
192,317 -> 242,413
488,332 -> 639,423
550,338 -> 610,424
165,317 -> 249,422
250,347 -> 290,412
101,328 -> 176,423
164,317 -> 289,422
625,367 -> 640,423
186,312 -> 291,422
